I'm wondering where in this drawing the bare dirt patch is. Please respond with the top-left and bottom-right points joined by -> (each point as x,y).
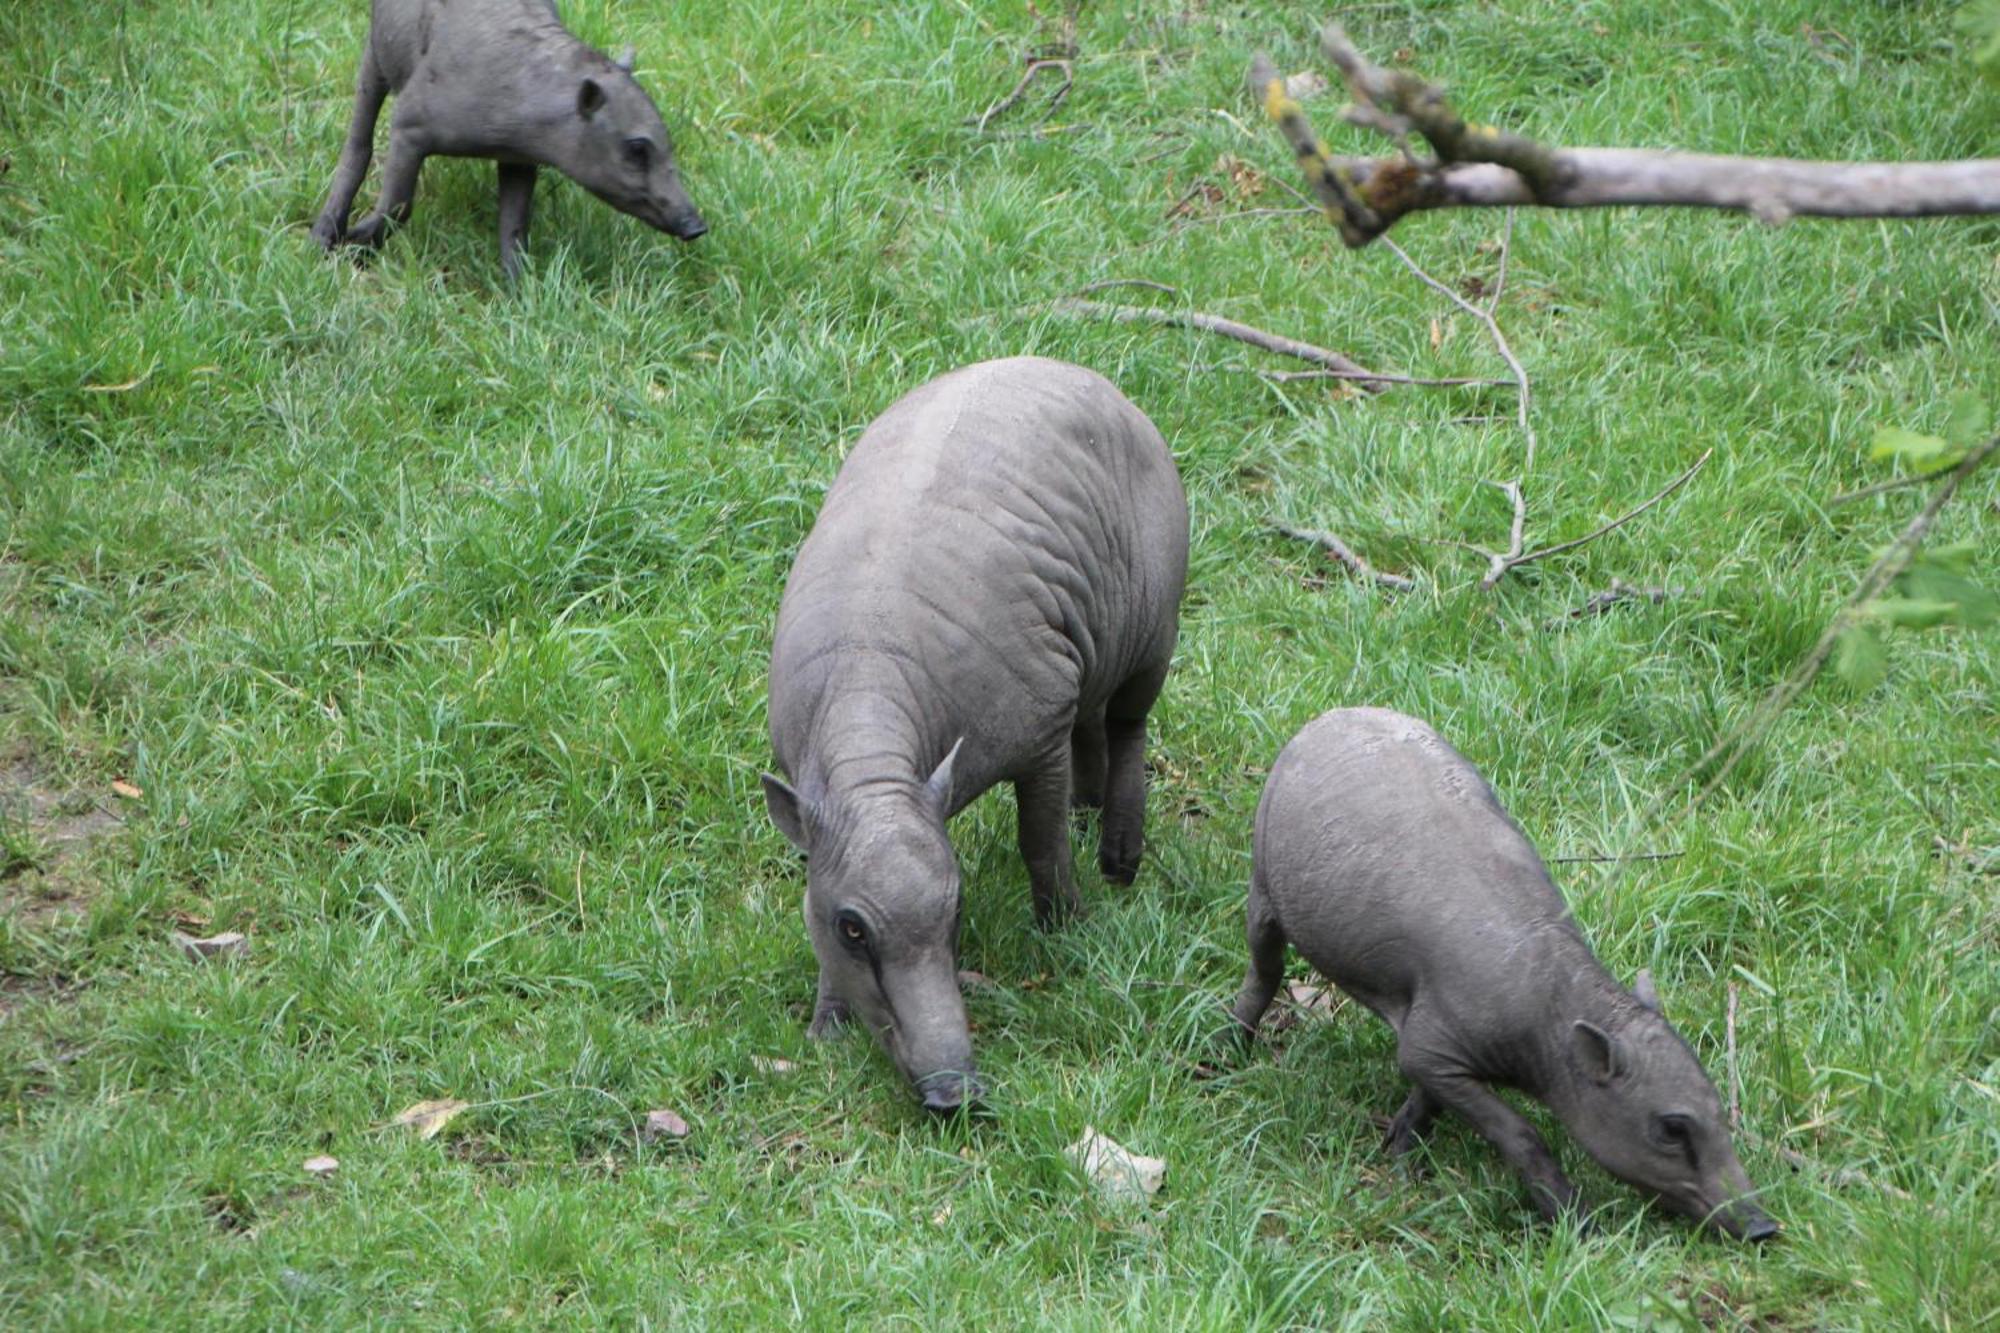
1,747 -> 125,925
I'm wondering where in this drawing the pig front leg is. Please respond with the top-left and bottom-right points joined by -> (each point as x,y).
807,967 -> 850,1038
1383,1084 -> 1442,1160
1402,1052 -> 1581,1222
1015,751 -> 1079,928
343,115 -> 428,251
496,162 -> 539,281
311,51 -> 388,250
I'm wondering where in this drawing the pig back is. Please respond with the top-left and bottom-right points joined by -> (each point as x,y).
1256,708 -> 1579,1000
771,358 -> 1187,797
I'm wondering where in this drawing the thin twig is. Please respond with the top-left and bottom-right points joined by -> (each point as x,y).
1037,298 -> 1393,389
1543,580 -> 1677,628
969,58 -> 1074,132
1382,235 -> 1536,472
1270,521 -> 1417,592
1486,207 -> 1515,315
1828,463 -> 1959,507
1686,433 -> 2000,807
1725,982 -> 1742,1132
1548,849 -> 1684,864
1479,480 -> 1527,590
1252,367 -> 1510,388
1503,448 -> 1714,574
1072,278 -> 1179,297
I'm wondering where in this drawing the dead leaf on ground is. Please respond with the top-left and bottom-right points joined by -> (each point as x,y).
640,1109 -> 691,1143
172,930 -> 249,962
1282,70 -> 1329,100
1286,981 -> 1341,1015
386,1097 -> 470,1140
957,969 -> 998,992
302,1155 -> 339,1177
1068,1125 -> 1166,1205
930,1201 -> 953,1226
109,779 -> 143,799
750,1055 -> 797,1076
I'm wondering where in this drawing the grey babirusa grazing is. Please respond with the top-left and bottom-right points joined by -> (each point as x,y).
1231,707 -> 1778,1241
311,0 -> 706,278
764,357 -> 1189,1112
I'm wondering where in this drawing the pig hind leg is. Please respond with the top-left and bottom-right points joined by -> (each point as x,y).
1069,709 -> 1107,810
1015,748 -> 1079,929
311,48 -> 389,250
1227,869 -> 1287,1040
1097,661 -> 1168,884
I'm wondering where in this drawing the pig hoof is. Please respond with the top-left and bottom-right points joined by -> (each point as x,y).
309,217 -> 344,251
1098,850 -> 1141,885
345,216 -> 387,250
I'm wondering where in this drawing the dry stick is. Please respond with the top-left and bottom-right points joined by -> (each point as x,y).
1548,849 -> 1683,864
1685,432 -> 2000,809
1269,521 -> 1417,591
969,58 -> 1074,132
1479,480 -> 1528,589
1039,298 -> 1394,389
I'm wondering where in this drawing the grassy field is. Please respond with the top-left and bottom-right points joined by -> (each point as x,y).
3,0 -> 1997,1325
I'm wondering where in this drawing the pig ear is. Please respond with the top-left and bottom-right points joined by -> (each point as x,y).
577,77 -> 608,119
761,773 -> 812,853
1569,1020 -> 1627,1086
1632,969 -> 1662,1014
614,45 -> 636,73
923,737 -> 965,813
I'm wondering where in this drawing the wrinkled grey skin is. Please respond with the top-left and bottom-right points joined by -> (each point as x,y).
764,357 -> 1189,1112
311,0 -> 706,278
1231,708 -> 1778,1242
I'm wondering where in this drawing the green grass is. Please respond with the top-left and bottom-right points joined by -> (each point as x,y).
3,0 -> 1997,1325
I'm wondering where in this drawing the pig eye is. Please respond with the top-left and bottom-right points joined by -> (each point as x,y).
1653,1113 -> 1699,1164
834,910 -> 869,948
623,137 -> 652,167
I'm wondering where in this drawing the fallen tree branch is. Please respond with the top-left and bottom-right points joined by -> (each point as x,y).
1686,432 -> 2000,807
1038,297 -> 1393,389
1478,480 -> 1528,590
1247,28 -> 2000,247
1270,520 -> 1417,591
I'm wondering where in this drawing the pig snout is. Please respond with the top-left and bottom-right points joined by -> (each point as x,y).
1710,1196 -> 1780,1243
915,1069 -> 985,1114
668,208 -> 707,241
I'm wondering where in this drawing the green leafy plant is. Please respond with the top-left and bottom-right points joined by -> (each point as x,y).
1838,394 -> 1998,688
1962,0 -> 2000,85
